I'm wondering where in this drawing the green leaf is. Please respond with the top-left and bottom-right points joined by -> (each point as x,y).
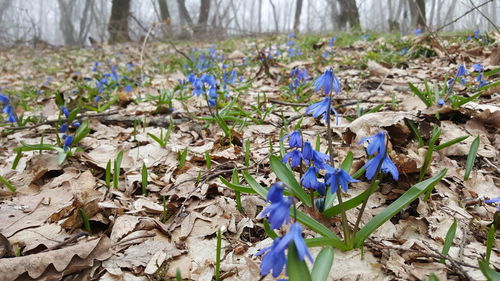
270,155 -> 311,206
148,133 -> 165,147
428,273 -> 440,281
478,259 -> 500,281
215,229 -> 222,281
232,168 -> 243,212
287,243 -> 312,281
141,163 -> 148,196
340,152 -> 353,172
311,247 -> 334,281
464,136 -> 479,180
0,175 -> 16,192
79,208 -> 91,232
219,176 -> 256,194
175,269 -> 182,281
408,82 -> 432,107
323,187 -> 373,218
241,170 -> 268,199
354,169 -> 447,247
434,136 -> 468,151
485,225 -> 495,264
73,120 -> 90,145
263,219 -> 278,239
440,219 -> 457,263
295,211 -> 346,250
105,160 -> 111,188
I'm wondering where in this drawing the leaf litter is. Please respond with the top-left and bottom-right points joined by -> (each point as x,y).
0,32 -> 499,280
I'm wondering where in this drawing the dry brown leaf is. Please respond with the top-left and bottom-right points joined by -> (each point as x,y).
0,236 -> 111,281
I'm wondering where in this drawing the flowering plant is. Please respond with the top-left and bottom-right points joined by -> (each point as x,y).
221,68 -> 447,280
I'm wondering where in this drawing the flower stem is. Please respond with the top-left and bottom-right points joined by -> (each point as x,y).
325,91 -> 351,243
353,136 -> 389,234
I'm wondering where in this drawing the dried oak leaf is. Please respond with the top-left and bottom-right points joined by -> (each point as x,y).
0,236 -> 111,281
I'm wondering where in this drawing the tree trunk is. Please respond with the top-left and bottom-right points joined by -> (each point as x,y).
108,0 -> 131,43
268,0 -> 279,33
408,0 -> 426,29
293,0 -> 303,34
195,0 -> 211,35
58,0 -> 77,45
176,0 -> 193,38
337,0 -> 360,30
158,0 -> 171,23
258,0 -> 262,33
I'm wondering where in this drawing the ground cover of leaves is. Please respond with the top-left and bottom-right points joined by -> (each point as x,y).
0,32 -> 499,281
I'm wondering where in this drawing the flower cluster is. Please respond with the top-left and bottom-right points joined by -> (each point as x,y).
359,132 -> 399,180
91,63 -> 135,102
187,73 -> 219,106
257,182 -> 313,278
282,131 -> 358,197
442,63 -> 489,106
305,68 -> 340,123
289,67 -> 309,92
59,106 -> 80,151
0,93 -> 16,123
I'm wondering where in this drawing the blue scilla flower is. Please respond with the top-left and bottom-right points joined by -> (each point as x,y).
282,131 -> 302,148
60,123 -> 68,133
276,223 -> 313,263
259,196 -> 292,229
63,135 -> 74,151
267,182 -> 285,203
0,94 -> 10,104
125,85 -> 132,92
61,106 -> 70,118
282,149 -> 303,168
305,97 -> 330,119
302,141 -> 313,160
364,153 -> 399,181
413,28 -> 422,36
3,105 -> 16,123
255,237 -> 287,278
313,68 -> 334,94
328,37 -> 336,47
485,197 -> 500,211
94,95 -> 101,102
301,166 -> 321,190
473,64 -> 484,72
358,131 -> 386,156
437,98 -> 445,107
456,64 -> 468,77
72,121 -> 80,128
325,168 -> 359,193
301,141 -> 331,169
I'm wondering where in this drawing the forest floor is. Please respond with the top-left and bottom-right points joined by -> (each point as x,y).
0,31 -> 499,281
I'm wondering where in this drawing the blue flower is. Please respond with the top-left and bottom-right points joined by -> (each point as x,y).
282,131 -> 302,148
328,37 -> 336,47
305,97 -> 330,119
94,95 -> 101,102
302,141 -> 313,161
456,64 -> 468,77
413,28 -> 422,36
282,149 -> 303,168
255,237 -> 287,278
259,197 -> 292,229
276,223 -> 313,263
460,77 -> 467,85
473,64 -> 484,72
485,197 -> 500,211
325,168 -> 359,193
72,121 -> 80,128
301,166 -> 322,190
0,94 -> 10,104
61,106 -> 70,118
125,85 -> 132,92
358,132 -> 386,156
437,98 -> 445,107
364,154 -> 399,181
3,105 -> 16,123
60,123 -> 68,133
63,135 -> 74,151
267,182 -> 285,203
312,68 -> 340,94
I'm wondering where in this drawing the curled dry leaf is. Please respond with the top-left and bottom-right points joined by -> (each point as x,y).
0,236 -> 111,281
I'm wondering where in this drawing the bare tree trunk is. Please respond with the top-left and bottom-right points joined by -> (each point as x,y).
258,0 -> 262,33
337,0 -> 360,30
268,0 -> 279,33
195,0 -> 211,35
176,0 -> 193,38
58,0 -> 77,45
158,0 -> 171,22
293,0 -> 303,34
408,0 -> 426,29
108,0 -> 131,43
